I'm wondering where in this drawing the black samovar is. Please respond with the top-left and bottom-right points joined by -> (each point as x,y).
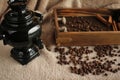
0,0 -> 43,65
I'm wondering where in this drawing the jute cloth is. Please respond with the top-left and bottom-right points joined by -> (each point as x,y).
0,0 -> 120,80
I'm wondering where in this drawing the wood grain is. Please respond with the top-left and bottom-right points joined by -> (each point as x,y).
54,9 -> 59,35
57,32 -> 120,46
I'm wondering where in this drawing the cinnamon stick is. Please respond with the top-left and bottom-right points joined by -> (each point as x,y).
96,14 -> 111,27
113,21 -> 118,31
108,16 -> 112,24
58,8 -> 111,15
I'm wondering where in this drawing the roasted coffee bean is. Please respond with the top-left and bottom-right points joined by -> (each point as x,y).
86,58 -> 89,61
54,45 -> 119,76
63,61 -> 69,65
118,63 -> 120,66
57,61 -> 62,65
112,69 -> 118,73
100,60 -> 103,62
56,56 -> 60,59
109,69 -> 113,72
117,50 -> 120,53
70,67 -> 74,73
113,46 -> 119,49
92,57 -> 96,59
114,59 -> 117,61
118,67 -> 120,70
59,16 -> 113,32
54,47 -> 59,52
112,50 -> 116,52
114,54 -> 117,56
104,73 -> 108,76
104,58 -> 107,60
92,72 -> 96,75
112,70 -> 116,73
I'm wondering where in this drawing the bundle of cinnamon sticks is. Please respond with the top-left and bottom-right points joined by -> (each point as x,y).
96,14 -> 117,31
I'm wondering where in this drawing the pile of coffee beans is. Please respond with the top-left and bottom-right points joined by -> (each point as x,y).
58,16 -> 113,32
54,45 -> 120,76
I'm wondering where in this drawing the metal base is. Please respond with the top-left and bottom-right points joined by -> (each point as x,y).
11,46 -> 40,65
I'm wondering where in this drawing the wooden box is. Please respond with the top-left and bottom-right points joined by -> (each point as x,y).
54,8 -> 120,46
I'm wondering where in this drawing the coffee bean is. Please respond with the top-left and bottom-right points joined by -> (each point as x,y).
117,50 -> 120,53
70,67 -> 74,73
114,54 -> 117,56
55,45 -> 119,76
118,63 -> 120,66
54,47 -> 59,52
60,16 -> 113,32
112,70 -> 116,73
56,56 -> 60,59
104,58 -> 107,60
92,57 -> 96,59
113,59 -> 117,61
118,67 -> 120,70
57,61 -> 62,65
104,73 -> 108,76
92,72 -> 96,75
113,69 -> 118,73
112,50 -> 116,52
114,46 -> 119,49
